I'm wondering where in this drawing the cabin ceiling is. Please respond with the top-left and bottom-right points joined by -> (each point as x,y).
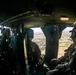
0,0 -> 76,27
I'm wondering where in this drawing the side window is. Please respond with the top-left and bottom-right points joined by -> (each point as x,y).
58,27 -> 74,58
31,27 -> 46,55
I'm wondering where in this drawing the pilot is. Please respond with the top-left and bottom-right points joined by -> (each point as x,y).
0,28 -> 13,74
26,29 -> 41,71
70,26 -> 76,74
46,26 -> 76,75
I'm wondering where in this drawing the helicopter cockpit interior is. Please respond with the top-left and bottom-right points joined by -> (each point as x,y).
0,0 -> 76,75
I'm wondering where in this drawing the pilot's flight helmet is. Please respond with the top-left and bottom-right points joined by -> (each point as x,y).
70,27 -> 76,38
27,29 -> 34,39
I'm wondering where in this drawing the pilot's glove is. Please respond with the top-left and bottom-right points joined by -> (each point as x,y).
55,63 -> 69,71
55,64 -> 65,71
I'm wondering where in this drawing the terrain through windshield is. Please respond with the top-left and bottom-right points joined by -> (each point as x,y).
31,27 -> 74,58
